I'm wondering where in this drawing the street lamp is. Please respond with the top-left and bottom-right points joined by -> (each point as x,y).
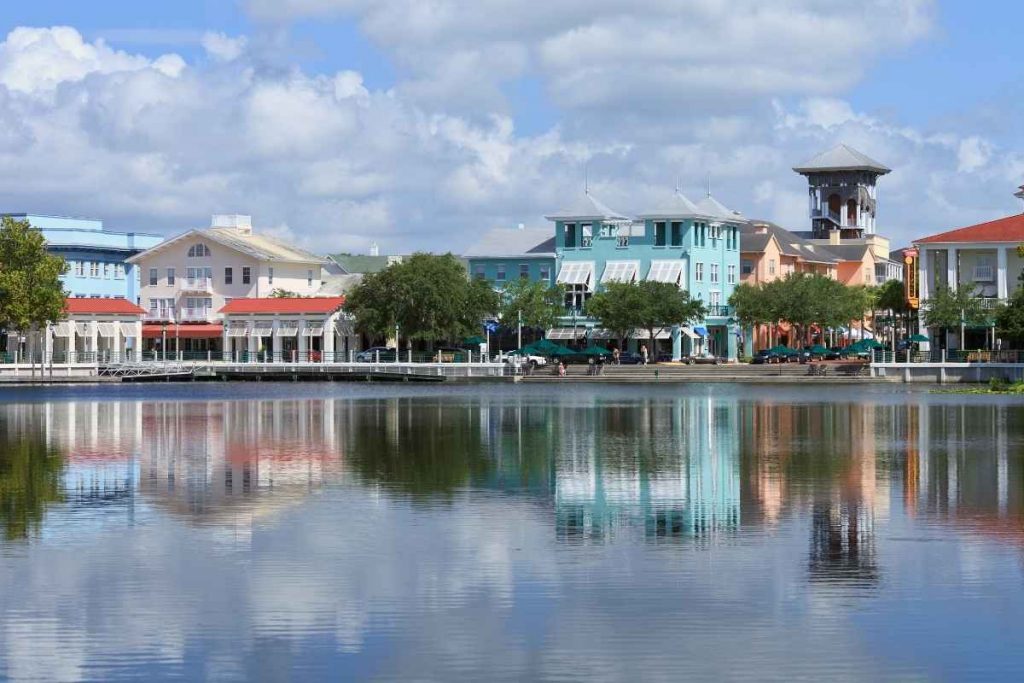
161,321 -> 167,362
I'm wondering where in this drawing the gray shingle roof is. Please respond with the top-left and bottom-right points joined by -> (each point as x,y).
695,194 -> 746,222
793,144 -> 891,174
637,190 -> 707,219
463,227 -> 555,257
545,191 -> 627,221
741,222 -> 839,264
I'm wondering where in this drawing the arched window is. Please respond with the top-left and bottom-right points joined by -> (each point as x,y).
846,199 -> 857,225
188,243 -> 211,258
827,194 -> 841,219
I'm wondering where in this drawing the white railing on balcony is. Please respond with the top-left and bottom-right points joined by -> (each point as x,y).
179,307 -> 212,322
179,277 -> 213,293
145,310 -> 173,321
973,266 -> 994,282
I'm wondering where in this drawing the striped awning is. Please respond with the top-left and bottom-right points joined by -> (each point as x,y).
227,324 -> 249,337
303,323 -> 325,336
646,260 -> 685,284
600,260 -> 639,284
546,327 -> 586,340
96,323 -> 118,338
556,261 -> 595,290
252,321 -> 274,335
52,321 -> 73,337
632,327 -> 672,340
680,326 -> 699,340
276,321 -> 299,336
120,322 -> 137,338
334,318 -> 354,336
74,322 -> 91,336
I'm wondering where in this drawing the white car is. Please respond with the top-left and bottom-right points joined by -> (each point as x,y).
504,352 -> 547,367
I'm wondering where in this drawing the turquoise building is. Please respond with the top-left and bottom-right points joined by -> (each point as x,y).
463,226 -> 556,287
546,189 -> 744,360
2,214 -> 163,302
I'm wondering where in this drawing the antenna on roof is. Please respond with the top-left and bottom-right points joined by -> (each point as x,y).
584,162 -> 589,195
706,173 -> 711,198
1015,184 -> 1024,213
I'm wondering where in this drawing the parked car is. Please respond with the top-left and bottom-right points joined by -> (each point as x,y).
656,352 -> 675,363
752,349 -> 782,364
683,353 -> 725,365
617,352 -> 644,365
823,348 -> 844,360
504,351 -> 548,367
356,346 -> 396,362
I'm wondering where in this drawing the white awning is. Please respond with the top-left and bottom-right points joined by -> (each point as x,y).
334,319 -> 354,336
52,322 -> 73,337
74,322 -> 91,336
252,321 -> 274,334
546,328 -> 585,340
303,323 -> 325,336
680,326 -> 699,340
633,327 -> 672,340
646,260 -> 685,284
227,324 -> 249,337
276,321 -> 299,336
556,261 -> 595,290
588,328 -> 617,340
96,322 -> 118,338
600,260 -> 640,284
119,322 -> 138,338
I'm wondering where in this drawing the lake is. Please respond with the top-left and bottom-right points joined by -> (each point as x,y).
0,382 -> 1022,681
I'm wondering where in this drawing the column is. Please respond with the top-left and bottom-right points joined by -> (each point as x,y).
88,321 -> 98,364
68,323 -> 77,364
133,320 -> 142,362
324,315 -> 336,360
997,247 -> 1009,300
671,325 -> 682,361
247,317 -> 258,362
298,319 -> 308,361
727,325 -> 738,361
221,322 -> 230,362
271,318 -> 281,362
44,325 -> 53,365
946,247 -> 957,291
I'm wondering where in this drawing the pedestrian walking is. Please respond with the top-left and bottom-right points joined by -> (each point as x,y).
558,361 -> 566,377
613,347 -> 620,365
640,344 -> 649,366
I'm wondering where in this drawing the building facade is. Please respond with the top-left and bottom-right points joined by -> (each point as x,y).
792,144 -> 890,240
464,227 -> 556,287
128,215 -> 328,354
547,190 -> 744,360
3,213 -> 163,301
219,296 -> 359,362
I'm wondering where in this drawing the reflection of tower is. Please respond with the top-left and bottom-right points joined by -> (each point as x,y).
793,144 -> 891,240
808,500 -> 878,587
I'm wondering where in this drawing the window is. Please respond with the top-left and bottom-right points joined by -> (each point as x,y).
473,264 -> 485,280
655,221 -> 667,247
149,268 -> 158,286
166,267 -> 175,285
224,267 -> 233,285
519,263 -> 530,279
496,264 -> 506,282
307,269 -> 314,287
268,267 -> 274,285
710,291 -> 721,307
741,260 -> 753,275
670,221 -> 683,247
695,262 -> 704,282
581,223 -> 593,248
599,224 -> 614,238
187,243 -> 211,258
768,259 -> 776,276
864,267 -> 872,284
727,264 -> 736,284
564,223 -> 577,248
148,299 -> 158,314
242,267 -> 251,285
75,261 -> 84,277
90,261 -> 99,278
101,262 -> 110,279
115,263 -> 125,279
540,265 -> 551,282
710,263 -> 719,283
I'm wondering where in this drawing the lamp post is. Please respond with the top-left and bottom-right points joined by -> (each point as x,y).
517,309 -> 522,350
161,321 -> 167,362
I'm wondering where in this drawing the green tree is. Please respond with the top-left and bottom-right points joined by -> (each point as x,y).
345,253 -> 499,346
635,280 -> 707,352
587,281 -> 646,350
497,278 -> 565,340
922,285 -> 987,347
995,287 -> 1024,347
0,216 -> 68,335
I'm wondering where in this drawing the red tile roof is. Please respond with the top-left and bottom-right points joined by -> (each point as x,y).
219,296 -> 345,315
142,323 -> 224,339
64,298 -> 146,315
916,213 -> 1024,244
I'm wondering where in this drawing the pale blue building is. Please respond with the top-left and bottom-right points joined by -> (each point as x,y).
546,189 -> 744,360
3,214 -> 163,302
464,226 -> 557,287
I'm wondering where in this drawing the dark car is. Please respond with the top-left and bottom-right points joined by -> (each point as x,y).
683,354 -> 725,365
356,346 -> 396,362
823,348 -> 843,360
617,352 -> 644,365
656,352 -> 675,363
752,349 -> 782,364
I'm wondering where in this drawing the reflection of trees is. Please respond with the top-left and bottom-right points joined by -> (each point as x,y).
0,421 -> 65,540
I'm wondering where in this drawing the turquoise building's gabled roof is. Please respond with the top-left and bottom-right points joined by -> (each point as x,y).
637,190 -> 708,219
545,190 -> 627,222
695,194 -> 746,223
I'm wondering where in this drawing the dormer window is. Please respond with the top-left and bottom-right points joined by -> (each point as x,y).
188,243 -> 211,258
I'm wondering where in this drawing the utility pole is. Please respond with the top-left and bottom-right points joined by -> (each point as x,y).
517,310 -> 522,349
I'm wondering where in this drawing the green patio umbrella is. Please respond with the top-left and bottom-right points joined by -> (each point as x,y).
768,345 -> 795,354
533,338 -> 562,352
581,344 -> 612,356
861,338 -> 884,349
808,344 -> 829,355
462,336 -> 486,346
909,333 -> 930,343
548,346 -> 577,357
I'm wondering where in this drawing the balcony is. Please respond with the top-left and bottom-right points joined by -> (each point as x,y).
178,277 -> 213,294
145,310 -> 173,321
179,307 -> 213,322
706,305 -> 732,318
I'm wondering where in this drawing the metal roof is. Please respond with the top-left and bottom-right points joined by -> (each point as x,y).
695,194 -> 746,222
637,190 -> 710,219
545,191 -> 628,221
463,227 -> 555,257
793,144 -> 891,175
741,222 -> 839,264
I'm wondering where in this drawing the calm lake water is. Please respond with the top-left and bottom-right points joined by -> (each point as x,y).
0,382 -> 1023,681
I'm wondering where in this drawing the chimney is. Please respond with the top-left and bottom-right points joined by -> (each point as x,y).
211,214 -> 252,234
829,229 -> 841,245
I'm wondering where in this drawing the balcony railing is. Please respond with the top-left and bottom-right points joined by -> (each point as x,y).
178,277 -> 213,293
179,307 -> 213,322
706,305 -> 732,317
145,310 -> 173,321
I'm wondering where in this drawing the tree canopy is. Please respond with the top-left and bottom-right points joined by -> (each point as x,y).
0,216 -> 67,331
587,280 -> 706,348
995,287 -> 1024,347
345,253 -> 499,345
921,285 -> 987,331
497,278 -> 565,336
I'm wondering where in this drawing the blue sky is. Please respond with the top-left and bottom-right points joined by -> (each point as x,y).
0,1 -> 1019,252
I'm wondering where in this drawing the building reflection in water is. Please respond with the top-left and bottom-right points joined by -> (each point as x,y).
1,393 -> 1023,566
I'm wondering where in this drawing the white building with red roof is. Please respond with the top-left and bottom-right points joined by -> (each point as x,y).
218,296 -> 357,362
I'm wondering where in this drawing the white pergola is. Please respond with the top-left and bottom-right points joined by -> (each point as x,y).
219,297 -> 359,362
